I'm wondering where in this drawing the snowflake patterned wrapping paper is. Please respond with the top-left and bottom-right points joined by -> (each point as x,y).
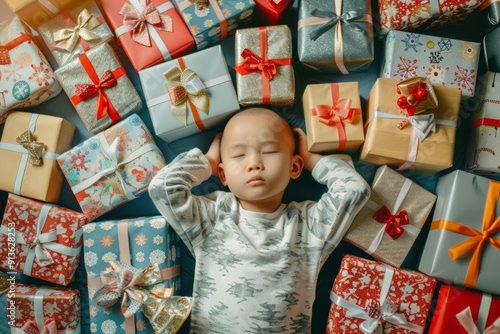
38,0 -> 115,67
359,78 -> 461,173
99,0 -> 195,72
234,25 -> 295,107
83,217 -> 185,334
172,0 -> 254,50
3,0 -> 77,27
326,254 -> 436,334
0,16 -> 62,122
54,42 -> 142,134
0,193 -> 86,285
380,30 -> 480,99
253,0 -> 294,26
139,45 -> 239,143
418,170 -> 500,295
428,284 -> 500,334
297,0 -> 374,74
0,111 -> 75,203
344,165 -> 436,268
56,114 -> 167,222
484,25 -> 500,73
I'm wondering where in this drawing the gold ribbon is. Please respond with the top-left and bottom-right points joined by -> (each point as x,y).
16,130 -> 44,166
52,9 -> 102,52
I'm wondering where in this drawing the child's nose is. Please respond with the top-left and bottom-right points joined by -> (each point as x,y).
247,155 -> 263,171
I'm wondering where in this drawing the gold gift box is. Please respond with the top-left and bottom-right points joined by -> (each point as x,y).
4,0 -> 77,27
360,78 -> 461,173
0,111 -> 75,203
302,82 -> 364,153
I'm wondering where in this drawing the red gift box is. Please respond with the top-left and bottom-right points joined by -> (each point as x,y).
253,0 -> 294,25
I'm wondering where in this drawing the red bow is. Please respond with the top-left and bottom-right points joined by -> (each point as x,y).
311,99 -> 355,126
234,48 -> 292,81
74,70 -> 118,121
373,205 -> 409,240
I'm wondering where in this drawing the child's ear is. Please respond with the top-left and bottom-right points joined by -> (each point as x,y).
290,155 -> 304,179
218,163 -> 227,185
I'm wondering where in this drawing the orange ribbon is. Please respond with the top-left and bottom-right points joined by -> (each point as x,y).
0,34 -> 34,65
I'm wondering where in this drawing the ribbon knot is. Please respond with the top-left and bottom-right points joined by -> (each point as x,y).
309,8 -> 365,41
456,306 -> 500,334
74,70 -> 118,121
20,229 -> 57,267
373,205 -> 410,240
52,9 -> 102,52
396,77 -> 438,117
312,99 -> 355,126
236,48 -> 279,81
22,318 -> 57,334
16,130 -> 45,166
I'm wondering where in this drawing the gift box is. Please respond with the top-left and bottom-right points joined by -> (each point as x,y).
173,0 -> 255,50
0,17 -> 62,121
419,170 -> 500,295
139,45 -> 239,143
3,0 -> 77,27
360,77 -> 461,173
302,82 -> 364,152
0,193 -> 86,285
38,0 -> 115,67
83,217 -> 191,334
100,0 -> 195,72
344,165 -> 436,268
428,284 -> 500,334
7,284 -> 80,333
234,25 -> 295,107
381,30 -> 481,99
55,43 -> 142,134
253,0 -> 294,26
326,254 -> 436,334
484,25 -> 500,73
297,0 -> 374,74
56,114 -> 166,222
478,0 -> 500,32
0,111 -> 75,203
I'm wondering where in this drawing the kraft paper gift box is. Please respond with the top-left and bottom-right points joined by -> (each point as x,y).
360,77 -> 461,173
381,30 -> 481,99
38,0 -> 115,67
172,0 -> 255,50
139,45 -> 239,143
57,114 -> 167,222
99,0 -> 195,72
83,217 -> 191,334
419,170 -> 500,295
428,284 -> 500,334
344,165 -> 436,268
484,25 -> 500,73
7,284 -> 80,333
478,0 -> 500,32
3,0 -> 77,27
235,25 -> 295,107
55,42 -> 142,134
253,0 -> 294,26
0,17 -> 62,122
0,111 -> 75,203
302,82 -> 364,152
0,193 -> 86,285
297,0 -> 374,74
326,254 -> 436,334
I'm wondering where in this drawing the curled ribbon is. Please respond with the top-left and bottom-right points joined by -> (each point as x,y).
456,306 -> 500,334
52,9 -> 102,52
396,77 -> 438,117
309,8 -> 366,41
0,34 -> 34,65
373,205 -> 410,240
16,129 -> 45,166
21,318 -> 57,334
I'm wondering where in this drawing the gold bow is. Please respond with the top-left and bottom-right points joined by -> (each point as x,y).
16,130 -> 44,166
52,9 -> 102,52
188,0 -> 209,9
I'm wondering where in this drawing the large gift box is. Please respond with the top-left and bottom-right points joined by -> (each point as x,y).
302,82 -> 364,152
419,170 -> 500,295
478,0 -> 500,32
172,0 -> 255,50
83,217 -> 191,334
234,25 -> 295,107
139,45 -> 239,143
484,25 -> 500,73
428,284 -> 500,334
3,0 -> 76,27
0,111 -> 75,203
0,193 -> 86,285
344,165 -> 436,268
360,77 -> 461,173
0,17 -> 62,121
381,30 -> 481,99
297,0 -> 374,74
55,42 -> 142,134
326,254 -> 436,334
38,0 -> 115,67
100,0 -> 195,72
253,0 -> 294,26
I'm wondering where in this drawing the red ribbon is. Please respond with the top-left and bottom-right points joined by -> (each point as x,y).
373,205 -> 410,240
0,34 -> 34,65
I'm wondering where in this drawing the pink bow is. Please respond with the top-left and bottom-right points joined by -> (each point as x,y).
456,306 -> 500,334
22,319 -> 57,334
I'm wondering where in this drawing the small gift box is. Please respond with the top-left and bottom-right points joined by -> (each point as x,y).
484,25 -> 500,73
173,0 -> 255,50
419,170 -> 500,295
234,25 -> 295,107
57,114 -> 166,222
139,45 -> 239,143
479,0 -> 500,32
0,111 -> 75,203
360,77 -> 461,173
38,0 -> 115,67
326,254 -> 436,334
381,30 -> 481,99
344,165 -> 436,268
7,284 -> 80,333
428,284 -> 500,334
83,217 -> 191,334
253,0 -> 294,26
302,82 -> 364,152
0,17 -> 62,121
3,0 -> 77,27
0,193 -> 86,285
297,0 -> 374,74
100,0 -> 195,72
55,42 -> 142,134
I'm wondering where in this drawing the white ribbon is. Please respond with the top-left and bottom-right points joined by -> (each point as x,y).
38,0 -> 59,14
456,293 -> 493,334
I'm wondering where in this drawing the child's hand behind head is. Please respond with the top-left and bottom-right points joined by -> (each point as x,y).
206,132 -> 222,175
